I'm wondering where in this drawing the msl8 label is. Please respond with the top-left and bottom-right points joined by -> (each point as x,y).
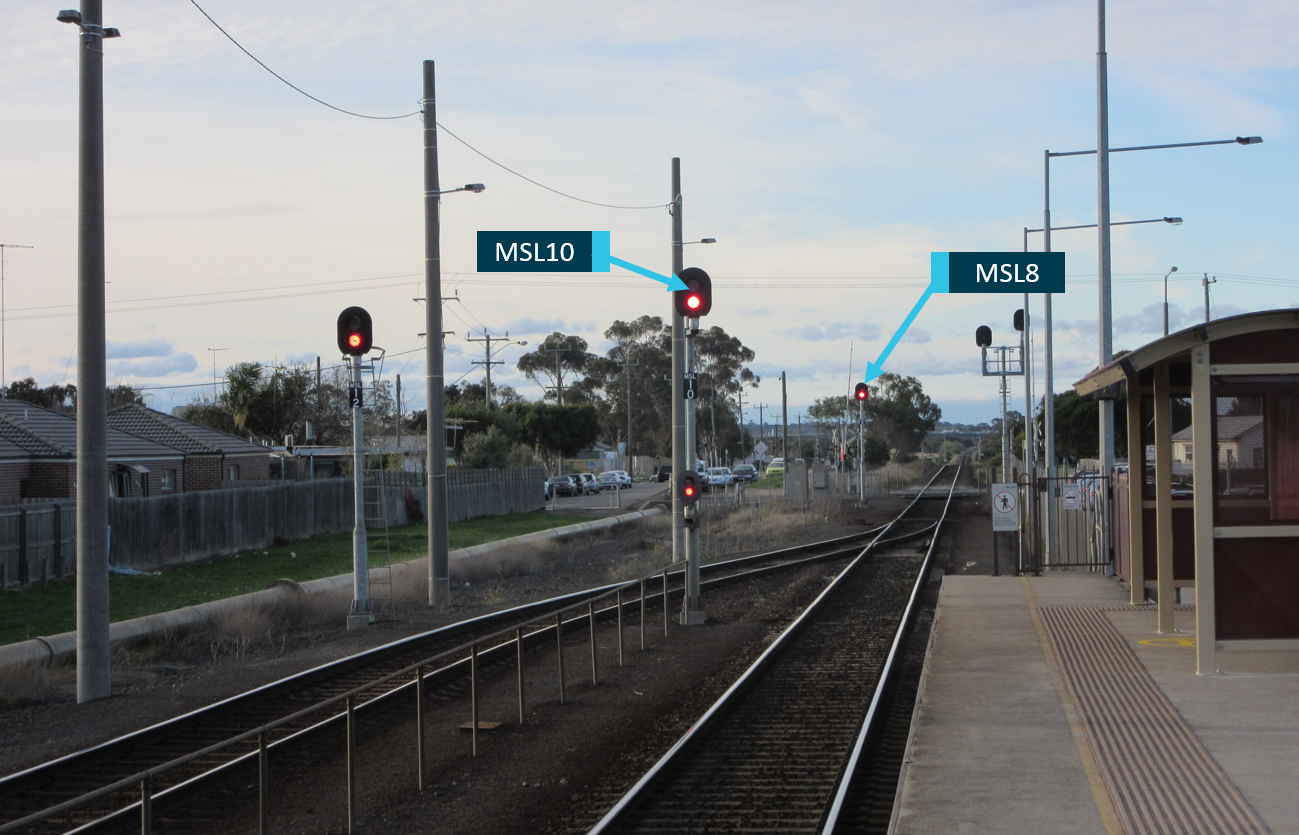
930,252 -> 1065,294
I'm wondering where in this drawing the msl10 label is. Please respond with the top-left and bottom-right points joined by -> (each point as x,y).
931,252 -> 1066,293
476,231 -> 687,291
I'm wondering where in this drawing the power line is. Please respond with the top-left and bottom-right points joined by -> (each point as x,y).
189,0 -> 666,210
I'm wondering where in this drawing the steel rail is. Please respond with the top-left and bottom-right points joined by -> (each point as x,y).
821,460 -> 962,831
586,464 -> 957,834
1,517 -> 896,833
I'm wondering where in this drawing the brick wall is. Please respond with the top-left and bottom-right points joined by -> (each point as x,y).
184,455 -> 222,491
27,461 -> 75,498
226,452 -> 271,480
0,461 -> 32,501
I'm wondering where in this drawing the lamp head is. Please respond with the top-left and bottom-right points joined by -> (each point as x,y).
1170,266 -> 1178,273
1163,217 -> 1183,225
464,183 -> 486,193
519,340 -> 528,347
700,238 -> 717,244
56,9 -> 81,24
1235,136 -> 1263,145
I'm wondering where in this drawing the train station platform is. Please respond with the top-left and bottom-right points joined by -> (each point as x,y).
892,575 -> 1299,835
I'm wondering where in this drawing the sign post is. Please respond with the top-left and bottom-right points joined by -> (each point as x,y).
991,482 -> 1020,577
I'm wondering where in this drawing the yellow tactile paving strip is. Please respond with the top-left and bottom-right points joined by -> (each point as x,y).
1038,606 -> 1271,835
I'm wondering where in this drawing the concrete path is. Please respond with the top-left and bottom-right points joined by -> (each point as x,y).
894,574 -> 1299,834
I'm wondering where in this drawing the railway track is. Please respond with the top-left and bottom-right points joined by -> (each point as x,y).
0,511 -> 904,834
587,461 -> 962,834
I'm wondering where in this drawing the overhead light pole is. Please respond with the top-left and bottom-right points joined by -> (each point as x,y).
422,59 -> 484,608
0,243 -> 34,389
1162,266 -> 1178,336
59,3 -> 121,703
1025,215 -> 1181,564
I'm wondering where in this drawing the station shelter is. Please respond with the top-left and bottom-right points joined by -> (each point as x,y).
1074,309 -> 1299,674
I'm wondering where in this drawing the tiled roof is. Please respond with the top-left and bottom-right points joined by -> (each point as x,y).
0,413 -> 69,457
107,404 -> 266,457
0,400 -> 182,460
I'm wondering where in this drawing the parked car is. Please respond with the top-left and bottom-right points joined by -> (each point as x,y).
575,473 -> 599,495
545,476 -> 579,498
767,457 -> 786,475
705,467 -> 733,489
598,470 -> 632,489
657,465 -> 673,483
732,464 -> 757,483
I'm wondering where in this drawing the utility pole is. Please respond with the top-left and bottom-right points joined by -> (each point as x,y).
465,330 -> 512,409
207,348 -> 228,399
541,344 -> 569,405
737,385 -> 746,461
781,372 -> 788,497
68,0 -> 114,703
395,374 -> 402,453
668,158 -> 703,625
423,60 -> 450,608
619,351 -> 637,473
1203,274 -> 1216,323
347,355 -> 371,629
1096,0 -> 1117,508
0,243 -> 34,389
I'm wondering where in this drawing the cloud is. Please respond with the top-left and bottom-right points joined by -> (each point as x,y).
106,338 -> 173,360
901,328 -> 931,344
783,321 -> 882,342
108,352 -> 198,378
503,317 -> 568,334
285,351 -> 318,364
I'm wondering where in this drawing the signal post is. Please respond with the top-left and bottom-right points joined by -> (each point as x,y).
339,306 -> 375,630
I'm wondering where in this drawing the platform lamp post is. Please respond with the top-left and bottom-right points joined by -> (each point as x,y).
58,4 -> 121,704
1024,215 -> 1181,564
1162,266 -> 1178,337
423,58 -> 486,609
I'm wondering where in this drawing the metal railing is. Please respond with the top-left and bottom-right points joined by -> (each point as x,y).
0,555 -> 691,835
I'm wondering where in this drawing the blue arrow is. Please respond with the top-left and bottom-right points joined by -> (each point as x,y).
609,256 -> 689,292
591,231 -> 688,291
864,284 -> 935,382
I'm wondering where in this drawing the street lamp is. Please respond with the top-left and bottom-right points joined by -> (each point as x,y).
677,238 -> 717,245
1163,266 -> 1178,336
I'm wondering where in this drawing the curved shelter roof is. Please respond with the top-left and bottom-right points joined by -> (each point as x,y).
1073,308 -> 1299,395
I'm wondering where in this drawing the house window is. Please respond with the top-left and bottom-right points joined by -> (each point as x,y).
162,470 -> 176,490
227,465 -> 239,481
1185,448 -> 1192,463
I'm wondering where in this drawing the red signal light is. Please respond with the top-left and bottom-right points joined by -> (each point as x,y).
854,382 -> 869,401
684,485 -> 695,497
686,294 -> 701,310
348,333 -> 363,348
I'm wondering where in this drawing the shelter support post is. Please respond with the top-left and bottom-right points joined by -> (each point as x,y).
1153,362 -> 1176,633
1125,374 -> 1145,604
1191,345 -> 1216,674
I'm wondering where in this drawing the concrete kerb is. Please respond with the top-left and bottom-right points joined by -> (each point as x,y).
0,507 -> 665,674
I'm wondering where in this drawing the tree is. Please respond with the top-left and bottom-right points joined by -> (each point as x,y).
181,361 -> 358,445
867,373 -> 941,461
459,425 -> 537,469
511,402 -> 601,473
3,378 -> 143,413
515,333 -> 594,404
1050,390 -> 1129,463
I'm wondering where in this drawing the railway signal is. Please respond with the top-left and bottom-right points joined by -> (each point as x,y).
674,267 -> 712,318
338,306 -> 373,356
680,470 -> 701,508
854,382 -> 869,402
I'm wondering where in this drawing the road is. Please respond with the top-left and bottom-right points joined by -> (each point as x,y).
546,481 -> 669,512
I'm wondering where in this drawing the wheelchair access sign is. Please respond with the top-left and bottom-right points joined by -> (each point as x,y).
992,483 -> 1019,531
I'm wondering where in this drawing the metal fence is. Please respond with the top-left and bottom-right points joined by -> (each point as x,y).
1026,472 -> 1112,572
0,467 -> 545,583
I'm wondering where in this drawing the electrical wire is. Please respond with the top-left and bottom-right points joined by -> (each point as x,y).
189,0 -> 666,210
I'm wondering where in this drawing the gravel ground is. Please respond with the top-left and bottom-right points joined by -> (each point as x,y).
3,470 -> 1005,835
0,498 -> 881,778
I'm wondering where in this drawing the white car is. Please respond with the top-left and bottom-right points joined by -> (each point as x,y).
601,469 -> 633,487
705,467 -> 734,488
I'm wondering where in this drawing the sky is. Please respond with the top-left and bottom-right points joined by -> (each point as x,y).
1,0 -> 1296,426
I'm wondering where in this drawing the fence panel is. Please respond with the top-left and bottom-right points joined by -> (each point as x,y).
0,468 -> 545,581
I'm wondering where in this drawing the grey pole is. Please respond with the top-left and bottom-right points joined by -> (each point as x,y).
1000,350 -> 1010,482
1022,294 -> 1035,562
1096,0 -> 1117,496
781,372 -> 788,499
423,60 -> 450,608
685,317 -> 702,620
1043,152 -> 1060,564
670,159 -> 685,566
75,0 -> 111,703
1203,274 -> 1216,323
857,399 -> 865,502
348,355 -> 371,627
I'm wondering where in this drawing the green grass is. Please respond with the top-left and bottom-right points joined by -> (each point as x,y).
0,512 -> 590,647
749,473 -> 785,490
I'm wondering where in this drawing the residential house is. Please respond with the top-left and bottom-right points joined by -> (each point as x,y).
106,404 -> 270,489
